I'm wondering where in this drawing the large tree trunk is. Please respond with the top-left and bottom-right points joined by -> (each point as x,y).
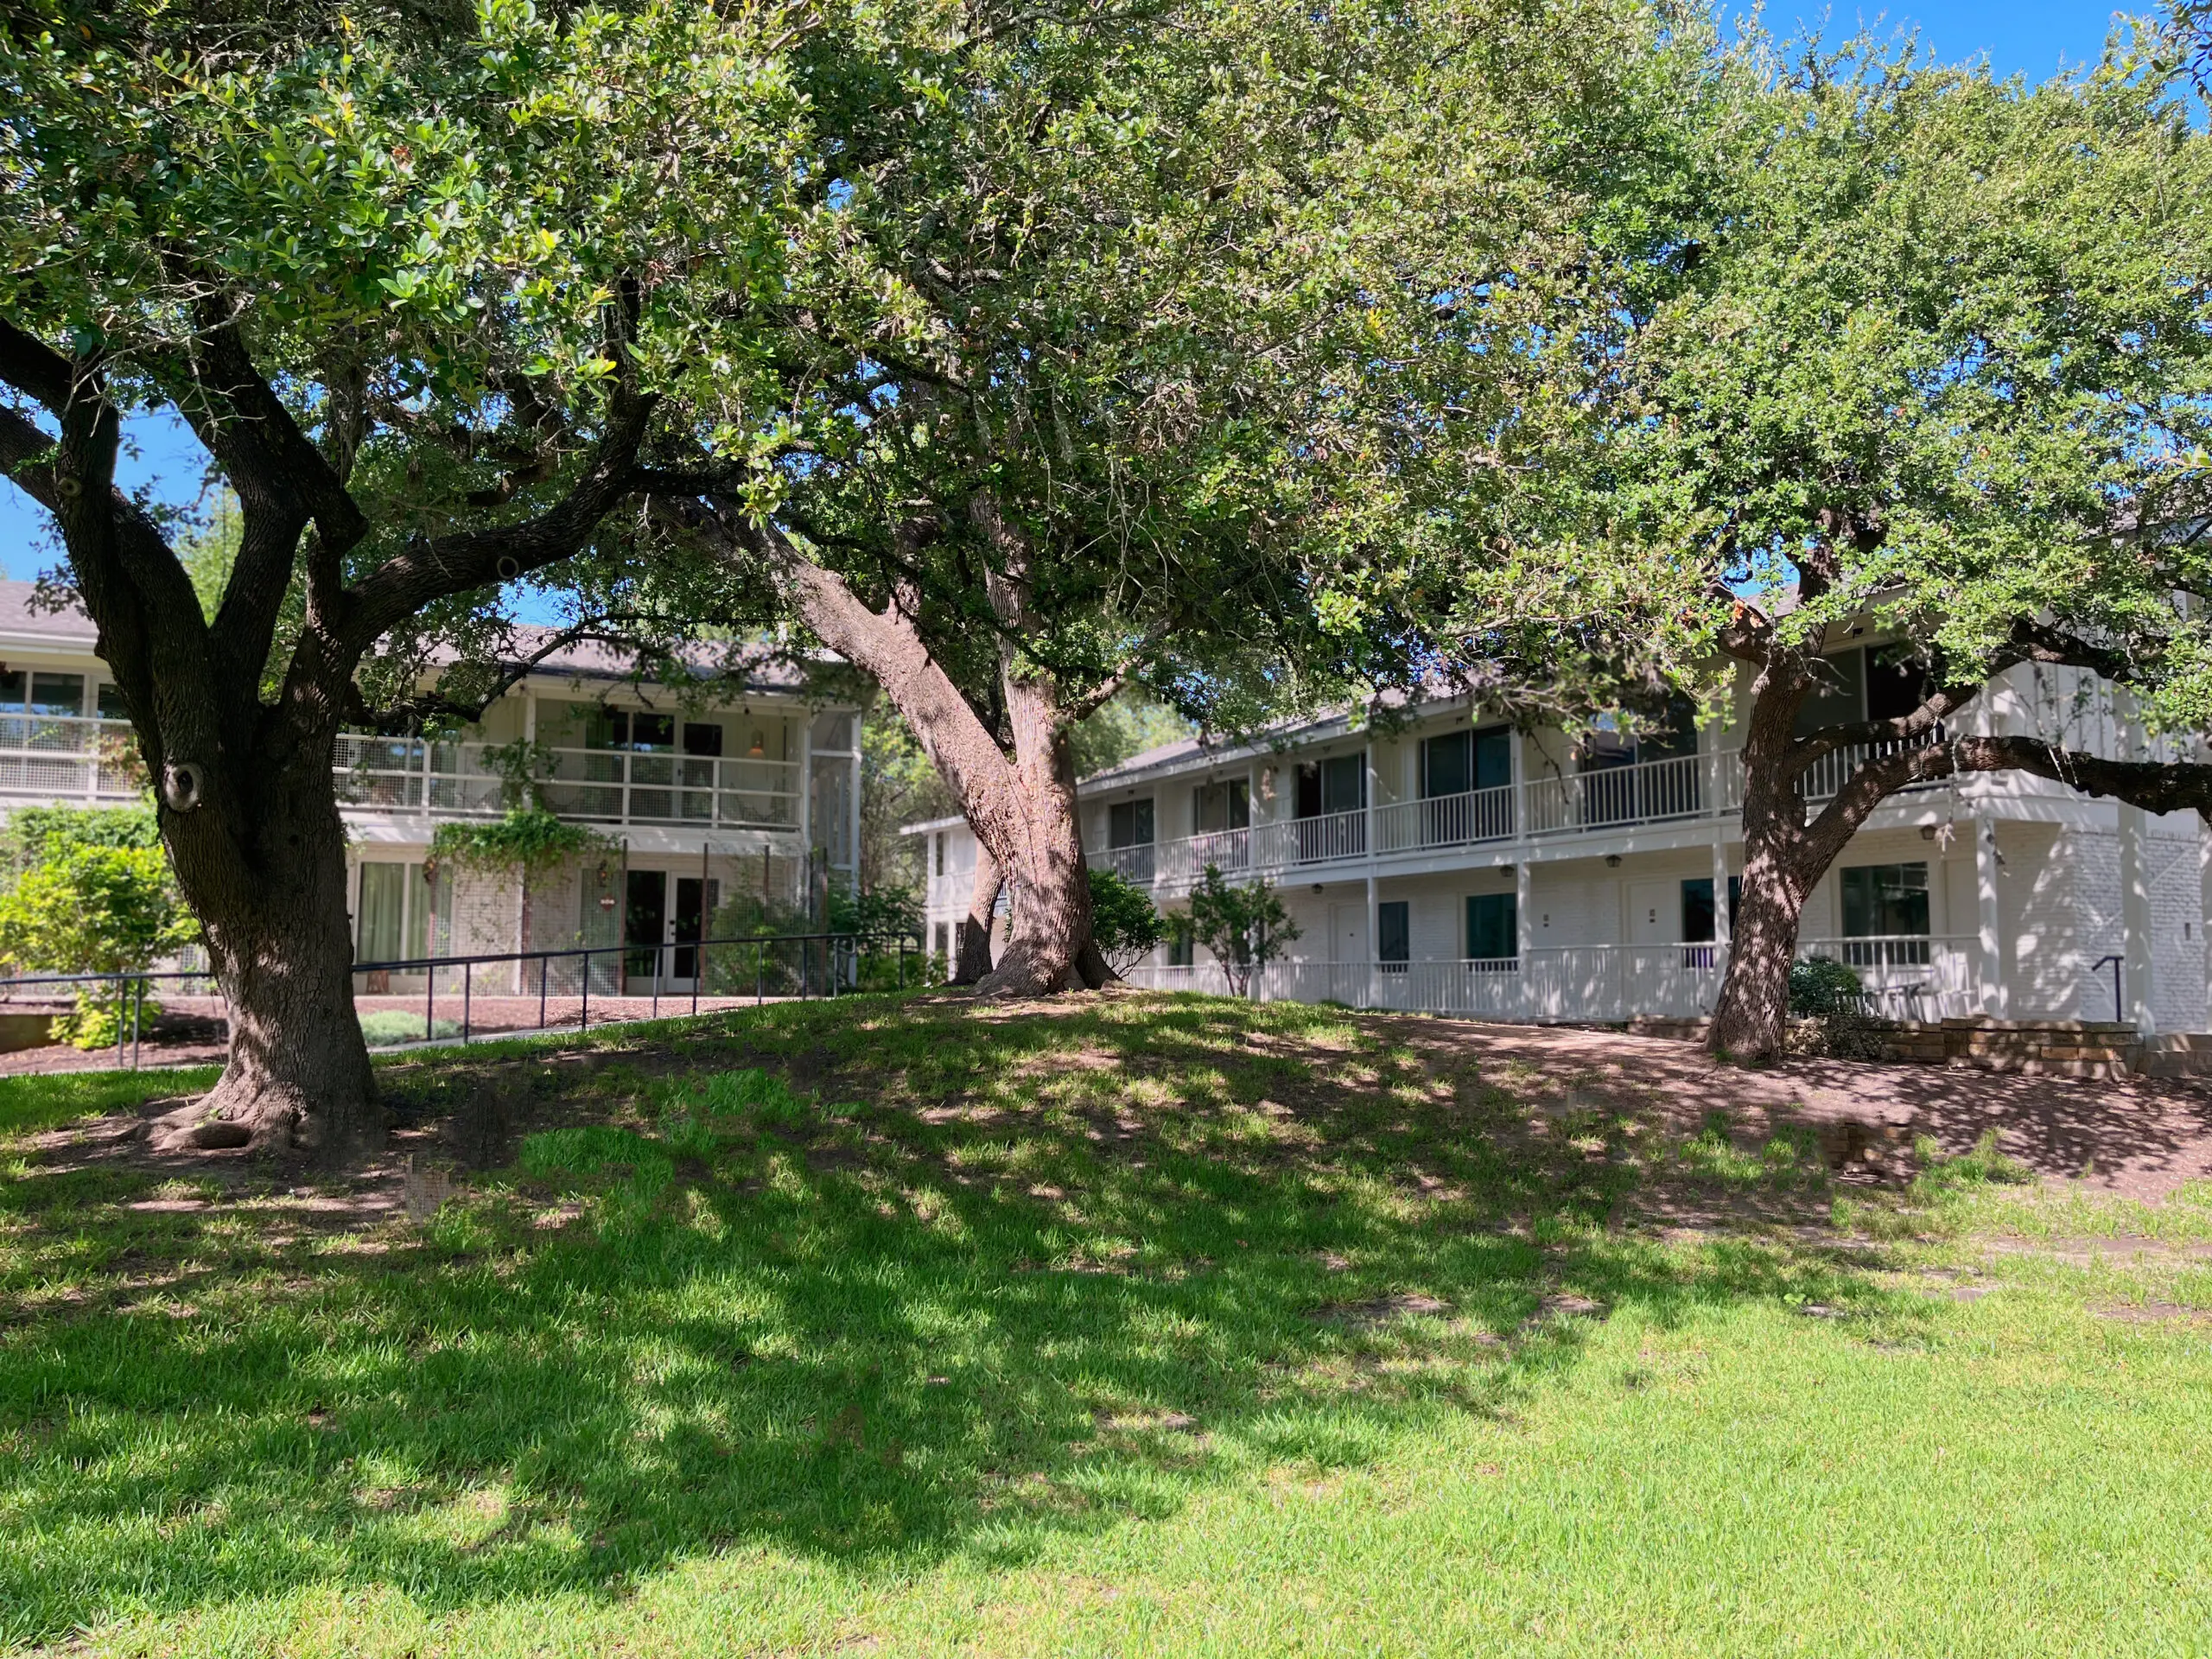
1705,820 -> 1815,1061
950,842 -> 1002,985
154,708 -> 380,1157
1706,652 -> 1820,1064
754,507 -> 1109,997
971,662 -> 1104,995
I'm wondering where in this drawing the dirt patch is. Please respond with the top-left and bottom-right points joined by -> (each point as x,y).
2094,1302 -> 2212,1325
1311,1294 -> 1451,1331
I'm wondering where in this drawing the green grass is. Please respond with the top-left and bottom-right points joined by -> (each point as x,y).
3,994 -> 2211,1656
357,1011 -> 463,1047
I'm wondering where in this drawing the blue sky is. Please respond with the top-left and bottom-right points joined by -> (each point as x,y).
0,0 -> 2145,582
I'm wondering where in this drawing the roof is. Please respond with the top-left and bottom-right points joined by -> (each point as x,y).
0,581 -> 98,652
0,581 -> 825,698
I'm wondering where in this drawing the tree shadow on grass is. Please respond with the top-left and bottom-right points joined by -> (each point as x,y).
0,995 -> 1899,1645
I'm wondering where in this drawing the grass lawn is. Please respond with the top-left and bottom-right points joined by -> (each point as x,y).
3,992 -> 2211,1656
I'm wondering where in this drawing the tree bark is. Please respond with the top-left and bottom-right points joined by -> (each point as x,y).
0,309 -> 657,1158
951,842 -> 1001,984
737,507 -> 1109,997
169,747 -> 378,1154
1706,646 -> 1821,1063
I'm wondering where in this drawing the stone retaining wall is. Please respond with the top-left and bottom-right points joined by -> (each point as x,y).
1626,1014 -> 2212,1080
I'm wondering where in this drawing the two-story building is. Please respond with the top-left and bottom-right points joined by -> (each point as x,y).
0,582 -> 863,995
912,653 -> 2210,1034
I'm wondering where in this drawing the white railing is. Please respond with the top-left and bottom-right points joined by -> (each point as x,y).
1094,842 -> 1158,884
334,735 -> 802,830
1797,730 -> 1945,804
1122,933 -> 1981,1023
1797,934 -> 1979,1020
1124,750 -> 1734,889
0,715 -> 144,803
1124,944 -> 1732,1021
1523,751 -> 1713,837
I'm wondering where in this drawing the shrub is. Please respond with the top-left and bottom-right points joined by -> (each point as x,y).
1789,957 -> 1863,1017
1088,867 -> 1164,974
0,843 -> 198,1048
1173,866 -> 1300,996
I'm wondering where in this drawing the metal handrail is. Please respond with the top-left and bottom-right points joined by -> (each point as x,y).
0,928 -> 923,1071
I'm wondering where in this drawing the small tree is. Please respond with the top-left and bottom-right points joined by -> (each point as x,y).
1086,868 -> 1164,977
1178,866 -> 1300,998
0,845 -> 198,1047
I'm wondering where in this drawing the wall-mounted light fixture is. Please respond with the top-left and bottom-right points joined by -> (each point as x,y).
1605,854 -> 1622,868
1311,883 -> 1325,894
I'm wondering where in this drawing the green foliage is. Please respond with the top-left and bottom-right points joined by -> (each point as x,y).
859,709 -> 957,894
0,805 -> 161,876
1789,958 -> 1865,1018
0,844 -> 198,1048
1071,695 -> 1196,780
1178,865 -> 1300,995
1088,868 -> 1165,973
827,884 -> 921,943
357,1011 -> 461,1047
1912,1128 -> 2033,1198
176,486 -> 243,627
428,810 -> 614,880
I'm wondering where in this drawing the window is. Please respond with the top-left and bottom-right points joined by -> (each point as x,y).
933,834 -> 946,877
682,721 -> 724,757
1422,727 -> 1510,798
1841,862 -> 1929,936
356,862 -> 431,964
1840,862 -> 1930,966
581,707 -> 677,751
932,921 -> 949,961
1192,779 -> 1249,833
1793,648 -> 1866,737
1108,798 -> 1155,849
1296,754 -> 1365,817
1167,915 -> 1194,967
1378,901 -> 1410,969
1679,877 -> 1741,943
1466,893 -> 1517,962
29,672 -> 81,718
96,683 -> 129,721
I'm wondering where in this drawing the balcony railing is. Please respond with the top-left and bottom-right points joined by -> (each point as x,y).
1122,932 -> 1981,1023
1109,748 -> 1741,889
334,735 -> 804,830
0,715 -> 146,804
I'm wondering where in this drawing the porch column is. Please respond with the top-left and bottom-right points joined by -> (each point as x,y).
1711,831 -> 1732,947
1364,738 -> 1379,1008
1974,816 -> 2005,1018
2120,800 -> 2157,1034
2199,812 -> 2212,1033
797,718 -> 814,925
1516,858 -> 1535,1020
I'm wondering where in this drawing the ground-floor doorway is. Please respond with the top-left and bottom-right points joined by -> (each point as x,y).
624,869 -> 719,993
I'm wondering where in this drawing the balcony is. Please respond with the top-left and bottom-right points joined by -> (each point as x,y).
334,735 -> 802,830
0,715 -> 149,804
0,719 -> 812,836
1110,748 -> 1739,890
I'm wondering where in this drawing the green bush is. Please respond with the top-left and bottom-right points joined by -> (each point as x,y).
1089,867 -> 1164,973
1789,957 -> 1863,1017
0,842 -> 198,1049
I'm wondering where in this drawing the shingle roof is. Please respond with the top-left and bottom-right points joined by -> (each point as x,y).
0,581 -> 818,694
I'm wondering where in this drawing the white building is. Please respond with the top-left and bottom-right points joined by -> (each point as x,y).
0,583 -> 862,992
912,652 -> 2209,1034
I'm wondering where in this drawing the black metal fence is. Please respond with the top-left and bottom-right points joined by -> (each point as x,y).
0,929 -> 925,1070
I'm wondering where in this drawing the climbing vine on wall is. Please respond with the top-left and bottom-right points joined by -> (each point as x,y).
427,810 -> 616,880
